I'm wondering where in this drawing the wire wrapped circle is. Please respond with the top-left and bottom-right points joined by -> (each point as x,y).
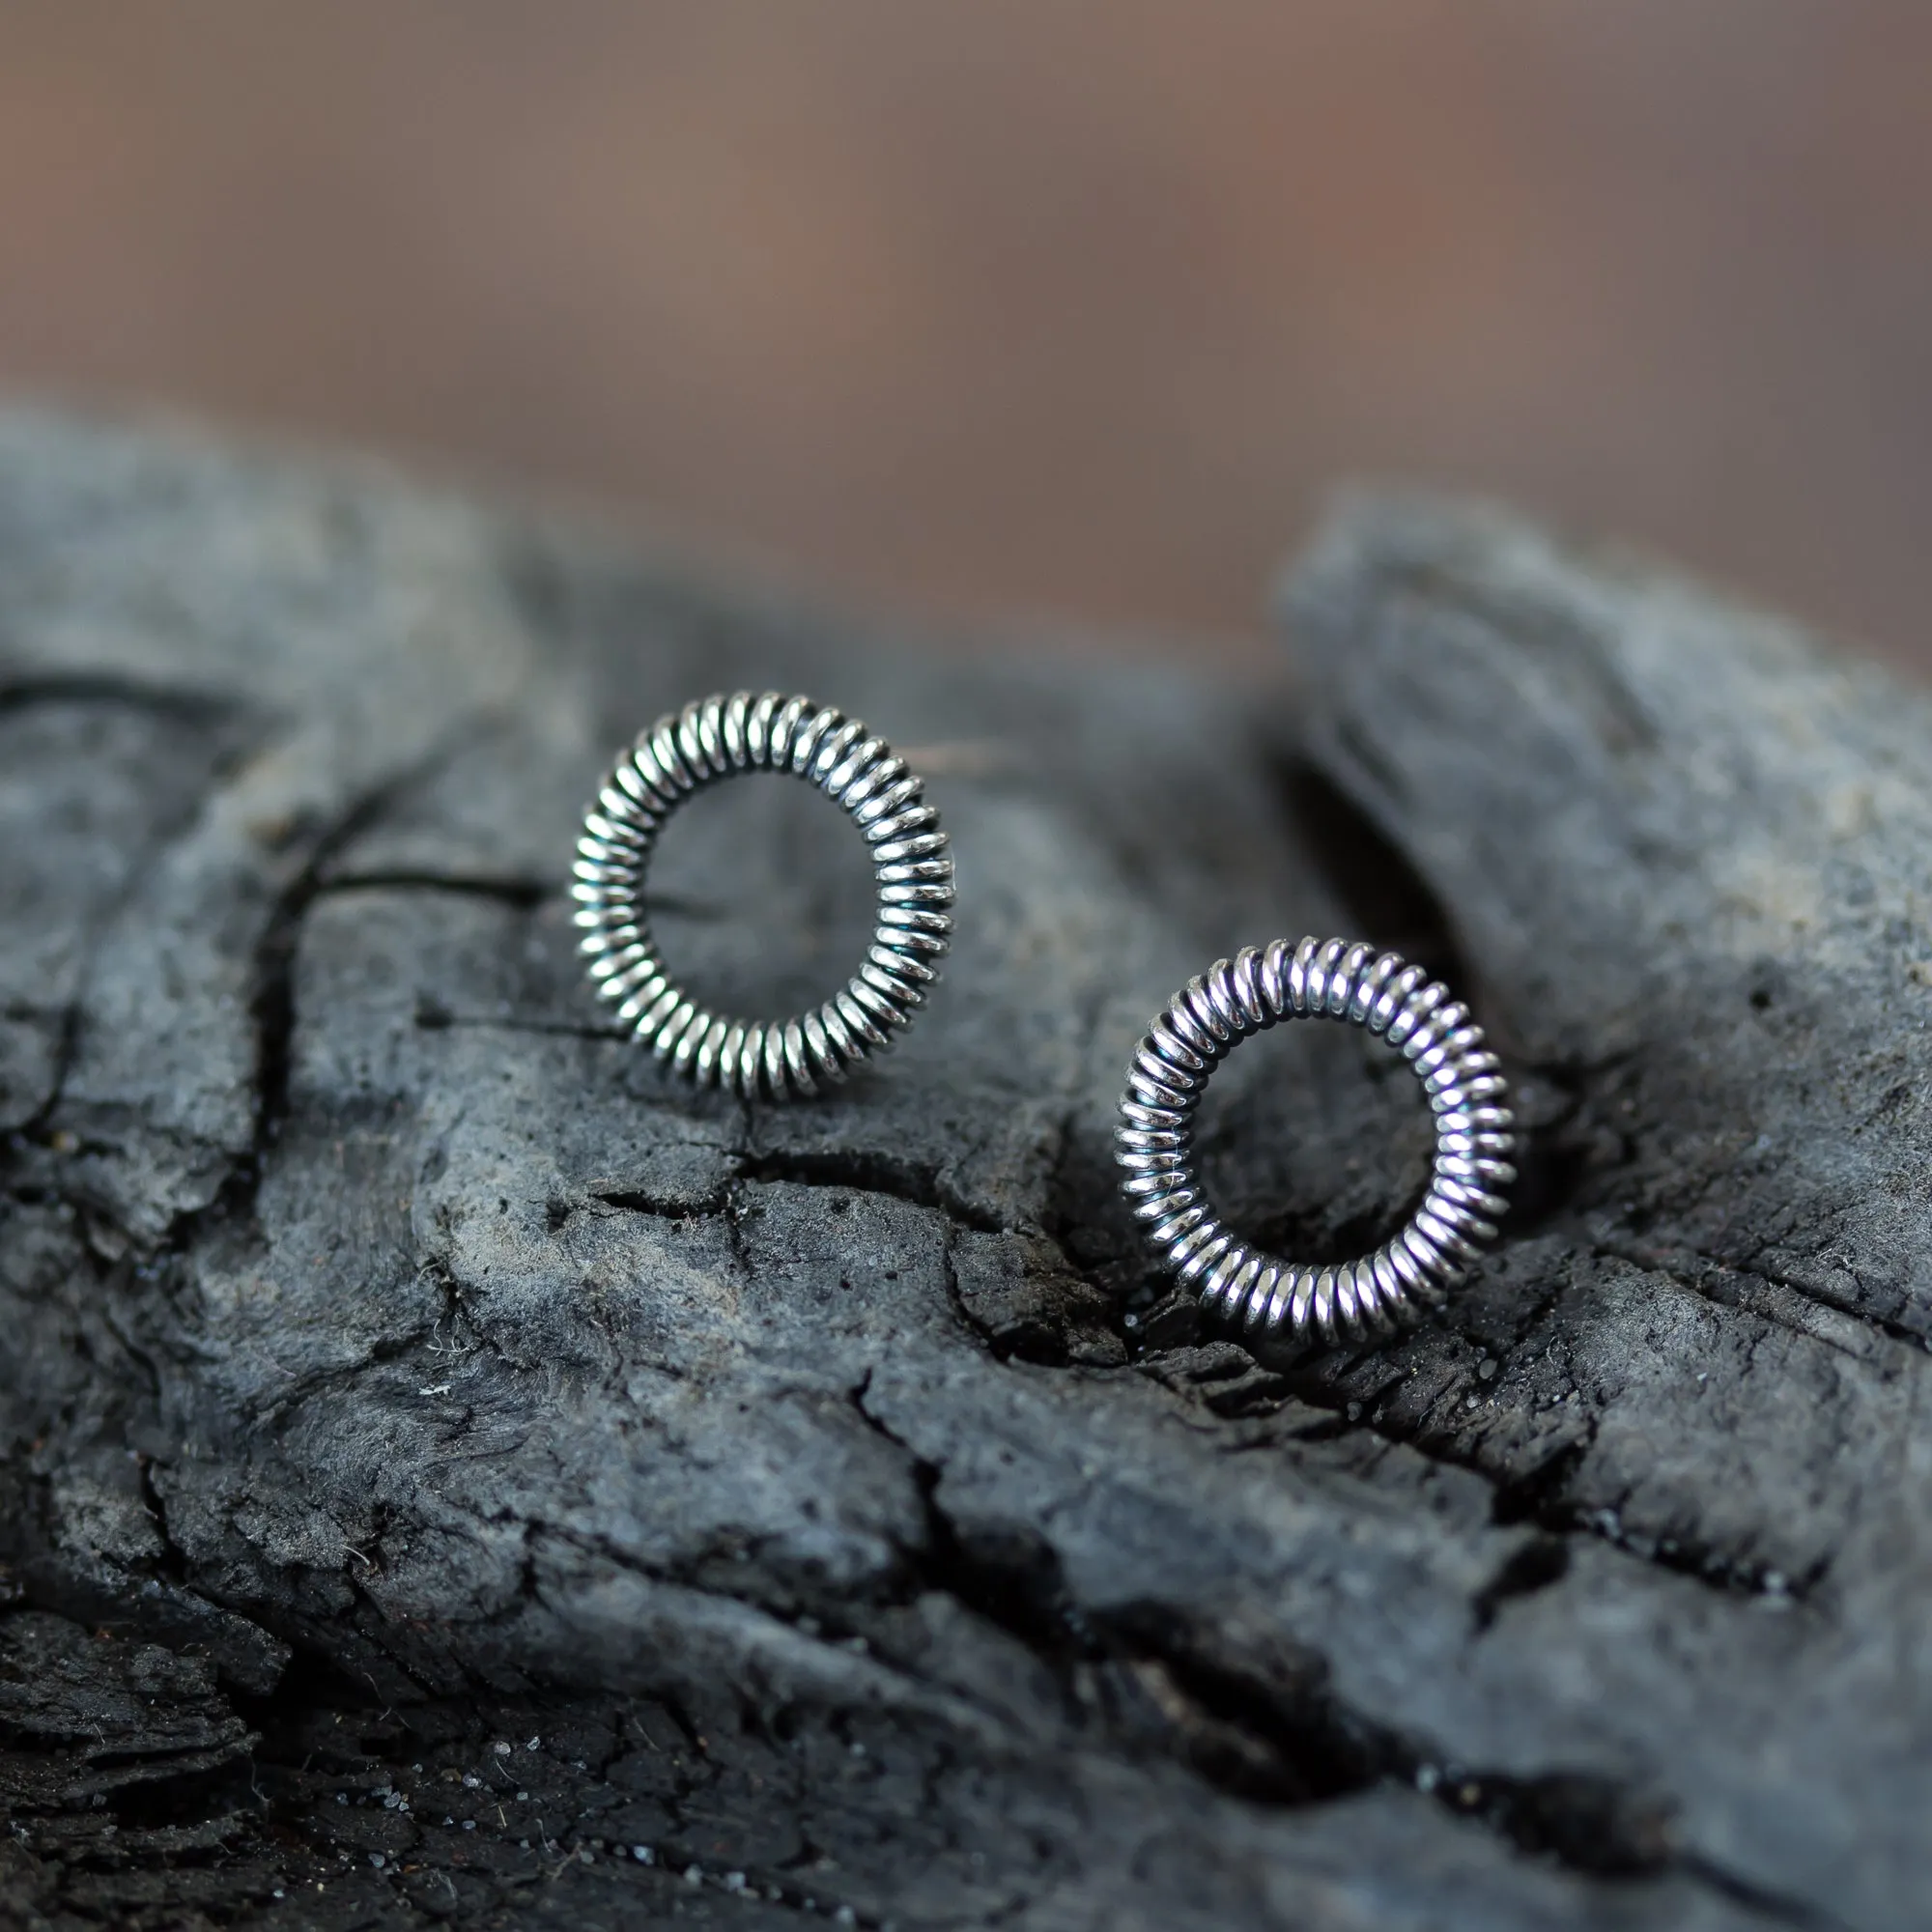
571,691 -> 954,1099
1117,937 -> 1517,1347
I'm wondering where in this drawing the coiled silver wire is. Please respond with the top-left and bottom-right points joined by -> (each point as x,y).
1117,937 -> 1516,1348
571,691 -> 953,1099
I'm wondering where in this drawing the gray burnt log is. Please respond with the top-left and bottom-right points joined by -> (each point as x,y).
1,410 -> 1927,1929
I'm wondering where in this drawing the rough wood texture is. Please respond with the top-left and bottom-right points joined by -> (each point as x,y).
2,411 -> 1928,1931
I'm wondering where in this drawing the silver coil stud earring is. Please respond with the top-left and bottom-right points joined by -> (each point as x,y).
571,692 -> 954,1098
1117,938 -> 1516,1347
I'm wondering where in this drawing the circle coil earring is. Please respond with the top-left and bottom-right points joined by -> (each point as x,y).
571,691 -> 954,1099
1117,937 -> 1516,1348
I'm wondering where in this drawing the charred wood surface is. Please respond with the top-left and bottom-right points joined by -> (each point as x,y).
1,412 -> 1927,1929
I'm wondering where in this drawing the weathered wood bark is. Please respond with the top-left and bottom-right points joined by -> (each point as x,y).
3,410 -> 1929,1930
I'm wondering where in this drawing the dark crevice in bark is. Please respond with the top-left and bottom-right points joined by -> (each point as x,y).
1115,1605 -> 1806,1901
1597,1232 -> 1932,1359
1106,1184 -> 1851,1608
1490,1435 -> 1593,1530
245,787 -> 446,1186
132,1451 -> 190,1590
589,1183 -> 728,1220
321,868 -> 549,910
735,1146 -> 1009,1237
1100,1165 -> 1861,1608
1681,1852 -> 1850,1930
415,1003 -> 632,1041
1471,1533 -> 1571,1631
1270,754 -> 1471,989
1208,1347 -> 1804,1607
1438,1407 -> 1790,1600
12,1001 -> 81,1145
840,1375 -> 1742,1899
583,1157 -> 1031,1266
850,1372 -> 1097,1667
0,669 -> 240,724
160,739 -> 478,1259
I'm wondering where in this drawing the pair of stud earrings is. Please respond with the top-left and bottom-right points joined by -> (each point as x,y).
572,691 -> 1516,1351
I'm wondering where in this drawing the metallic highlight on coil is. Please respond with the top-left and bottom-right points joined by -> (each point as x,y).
1116,937 -> 1516,1348
571,691 -> 954,1099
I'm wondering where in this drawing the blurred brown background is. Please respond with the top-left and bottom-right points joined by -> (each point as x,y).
0,1 -> 1926,671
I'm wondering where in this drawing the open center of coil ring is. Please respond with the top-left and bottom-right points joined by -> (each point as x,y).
641,770 -> 876,1017
571,691 -> 954,1102
1117,936 -> 1517,1350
